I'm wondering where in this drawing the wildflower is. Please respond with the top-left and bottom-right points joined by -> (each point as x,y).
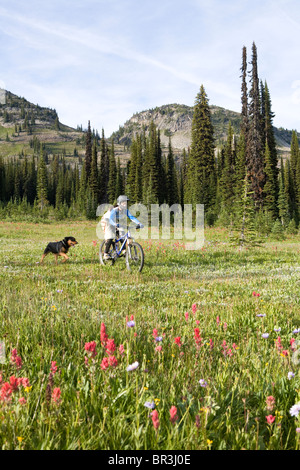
151,410 -> 160,430
153,328 -> 159,339
155,345 -> 162,352
108,355 -> 118,368
51,387 -> 61,404
223,322 -> 228,331
184,312 -> 189,321
195,415 -> 201,428
209,338 -> 214,350
19,397 -> 27,405
296,428 -> 300,433
281,350 -> 289,357
266,415 -> 275,424
17,437 -> 24,443
169,406 -> 178,424
119,344 -> 125,355
126,361 -> 139,372
127,321 -> 135,327
10,348 -> 22,369
174,337 -> 181,347
192,303 -> 197,314
207,439 -> 213,446
199,379 -> 207,388
92,240 -> 97,247
288,372 -> 295,380
155,336 -> 163,342
216,316 -> 220,326
24,386 -> 32,393
266,396 -> 275,412
262,333 -> 269,339
274,327 -> 281,332
289,403 -> 300,417
101,357 -> 109,370
84,341 -> 97,358
56,289 -> 63,293
144,401 -> 155,409
194,328 -> 202,346
256,314 -> 266,317
100,323 -> 108,346
0,382 -> 12,402
50,361 -> 58,374
106,338 -> 116,355
292,328 -> 300,334
290,338 -> 296,350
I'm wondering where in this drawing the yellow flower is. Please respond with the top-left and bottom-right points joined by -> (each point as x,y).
144,387 -> 148,391
24,386 -> 32,393
17,436 -> 24,442
207,439 -> 213,446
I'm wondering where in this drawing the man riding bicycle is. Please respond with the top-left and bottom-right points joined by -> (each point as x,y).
103,195 -> 143,260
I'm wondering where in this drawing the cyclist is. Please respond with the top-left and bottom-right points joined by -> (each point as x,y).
103,195 -> 143,260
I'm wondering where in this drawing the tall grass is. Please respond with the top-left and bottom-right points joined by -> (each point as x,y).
0,221 -> 299,450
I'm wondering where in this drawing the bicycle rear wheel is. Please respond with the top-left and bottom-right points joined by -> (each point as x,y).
126,241 -> 144,273
99,240 -> 116,266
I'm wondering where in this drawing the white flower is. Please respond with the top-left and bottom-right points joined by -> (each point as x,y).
126,361 -> 139,372
289,403 -> 300,417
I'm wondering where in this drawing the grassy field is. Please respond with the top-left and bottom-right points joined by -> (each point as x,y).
0,221 -> 300,450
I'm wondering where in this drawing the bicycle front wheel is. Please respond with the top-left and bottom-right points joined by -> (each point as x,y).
99,240 -> 115,266
126,242 -> 144,273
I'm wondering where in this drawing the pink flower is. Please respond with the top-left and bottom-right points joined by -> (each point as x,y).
174,337 -> 181,347
51,387 -> 61,404
50,361 -> 58,374
106,338 -> 116,355
192,303 -> 197,314
119,344 -> 125,355
195,320 -> 200,325
266,396 -> 275,412
92,240 -> 97,247
209,338 -> 214,350
101,357 -> 109,370
216,316 -> 220,326
169,406 -> 178,424
100,323 -> 108,346
281,350 -> 289,357
108,356 -> 118,368
151,410 -> 160,430
223,322 -> 227,331
19,397 -> 27,405
0,382 -> 12,402
184,312 -> 189,321
155,345 -> 162,352
11,348 -> 22,369
194,328 -> 202,346
153,328 -> 158,338
266,415 -> 275,424
84,341 -> 97,358
21,377 -> 30,388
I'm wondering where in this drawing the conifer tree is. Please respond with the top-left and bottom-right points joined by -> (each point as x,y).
89,140 -> 99,202
185,85 -> 215,208
36,153 -> 48,211
263,141 -> 277,219
246,42 -> 265,207
84,121 -> 92,182
107,141 -> 117,204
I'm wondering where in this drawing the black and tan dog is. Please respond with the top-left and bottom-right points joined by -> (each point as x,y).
40,236 -> 78,264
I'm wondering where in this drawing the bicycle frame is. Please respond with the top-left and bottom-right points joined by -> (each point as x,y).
113,230 -> 132,258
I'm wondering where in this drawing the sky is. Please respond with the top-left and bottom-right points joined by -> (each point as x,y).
0,0 -> 300,136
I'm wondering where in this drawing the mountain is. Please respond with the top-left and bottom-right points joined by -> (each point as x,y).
0,89 -> 85,160
111,103 -> 295,160
0,90 -> 296,163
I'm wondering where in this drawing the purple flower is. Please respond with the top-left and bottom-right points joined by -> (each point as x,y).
262,333 -> 269,339
292,328 -> 300,334
256,314 -> 266,317
199,379 -> 208,387
56,289 -> 63,293
127,321 -> 135,328
155,336 -> 163,342
296,428 -> 300,434
288,372 -> 295,380
144,401 -> 155,409
274,327 -> 281,332
289,403 -> 300,417
126,361 -> 139,372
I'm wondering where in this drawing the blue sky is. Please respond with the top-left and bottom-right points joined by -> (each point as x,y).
0,0 -> 299,136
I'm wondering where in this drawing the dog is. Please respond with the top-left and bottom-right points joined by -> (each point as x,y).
40,236 -> 78,264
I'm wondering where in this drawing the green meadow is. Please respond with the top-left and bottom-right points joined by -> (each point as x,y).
0,221 -> 299,450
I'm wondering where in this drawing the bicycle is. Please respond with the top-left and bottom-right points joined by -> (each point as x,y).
99,227 -> 144,273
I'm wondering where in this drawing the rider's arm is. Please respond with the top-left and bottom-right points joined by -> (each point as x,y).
126,209 -> 141,225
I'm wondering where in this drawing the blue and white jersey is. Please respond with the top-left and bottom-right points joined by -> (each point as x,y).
109,207 -> 140,229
